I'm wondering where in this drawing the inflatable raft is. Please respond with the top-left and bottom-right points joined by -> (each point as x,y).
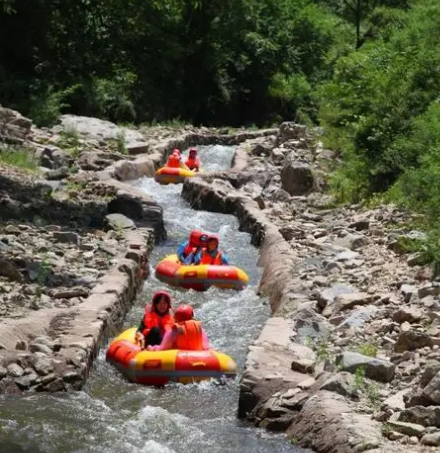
155,254 -> 249,291
154,166 -> 196,185
106,328 -> 237,386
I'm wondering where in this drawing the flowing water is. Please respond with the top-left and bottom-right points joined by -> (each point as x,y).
0,145 -> 309,453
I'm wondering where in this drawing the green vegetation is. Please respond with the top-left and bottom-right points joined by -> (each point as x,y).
0,147 -> 39,172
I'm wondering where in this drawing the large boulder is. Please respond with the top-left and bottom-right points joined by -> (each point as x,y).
281,162 -> 315,196
0,106 -> 32,141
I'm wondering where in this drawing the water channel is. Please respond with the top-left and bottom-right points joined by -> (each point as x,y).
0,145 -> 308,453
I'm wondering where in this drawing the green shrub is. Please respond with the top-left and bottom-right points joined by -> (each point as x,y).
0,147 -> 39,172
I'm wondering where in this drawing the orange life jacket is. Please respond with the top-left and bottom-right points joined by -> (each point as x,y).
185,157 -> 200,170
142,308 -> 174,337
175,320 -> 203,350
200,250 -> 222,265
167,154 -> 181,168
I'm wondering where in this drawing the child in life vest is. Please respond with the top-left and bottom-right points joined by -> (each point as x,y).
166,149 -> 190,170
176,230 -> 208,264
147,304 -> 210,351
135,291 -> 174,348
185,148 -> 201,171
193,234 -> 229,265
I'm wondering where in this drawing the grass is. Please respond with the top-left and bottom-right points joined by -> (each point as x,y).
0,147 -> 39,172
357,343 -> 378,358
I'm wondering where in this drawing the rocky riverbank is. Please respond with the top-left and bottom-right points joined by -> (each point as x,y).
181,123 -> 440,452
0,105 -> 276,395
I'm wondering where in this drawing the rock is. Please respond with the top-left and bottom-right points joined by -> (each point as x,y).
53,231 -> 82,246
423,372 -> 440,404
0,366 -> 7,379
0,259 -> 23,282
348,219 -> 370,231
319,372 -> 355,397
104,213 -> 135,231
421,432 -> 440,446
29,344 -> 53,355
45,377 -> 65,392
15,373 -> 38,389
400,406 -> 440,428
420,361 -> 440,387
33,357 -> 53,376
281,163 -> 315,196
419,284 -> 440,299
382,389 -> 409,411
386,420 -> 425,437
393,307 -> 424,323
317,284 -> 355,311
277,122 -> 308,143
334,233 -> 367,250
336,351 -> 395,382
47,287 -> 90,299
394,330 -> 433,353
38,146 -> 73,170
291,358 -> 315,374
330,292 -> 376,315
400,284 -> 418,303
334,250 -> 360,261
7,363 -> 24,377
251,143 -> 272,157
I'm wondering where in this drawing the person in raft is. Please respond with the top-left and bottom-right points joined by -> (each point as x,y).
147,304 -> 210,351
166,148 -> 190,170
185,147 -> 201,172
176,230 -> 208,265
135,290 -> 174,348
193,234 -> 229,265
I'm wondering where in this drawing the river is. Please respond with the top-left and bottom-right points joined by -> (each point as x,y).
0,145 -> 308,453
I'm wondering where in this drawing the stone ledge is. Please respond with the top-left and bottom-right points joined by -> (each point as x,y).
0,227 -> 153,395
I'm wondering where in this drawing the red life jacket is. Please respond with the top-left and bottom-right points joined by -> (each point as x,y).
167,154 -> 181,168
200,250 -> 222,265
185,157 -> 200,170
142,308 -> 174,337
175,320 -> 203,350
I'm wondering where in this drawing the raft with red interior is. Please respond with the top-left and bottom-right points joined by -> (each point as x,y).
155,254 -> 249,291
154,166 -> 196,185
106,327 -> 237,385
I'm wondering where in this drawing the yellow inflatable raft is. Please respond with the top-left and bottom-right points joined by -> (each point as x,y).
106,328 -> 237,386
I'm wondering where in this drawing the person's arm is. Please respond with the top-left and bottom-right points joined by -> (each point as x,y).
192,250 -> 202,265
202,328 -> 210,350
177,241 -> 188,261
148,329 -> 177,351
220,252 -> 229,265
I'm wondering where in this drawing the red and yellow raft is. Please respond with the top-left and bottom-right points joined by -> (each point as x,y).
106,327 -> 237,386
154,166 -> 196,185
155,254 -> 249,291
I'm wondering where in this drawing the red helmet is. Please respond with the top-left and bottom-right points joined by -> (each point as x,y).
172,148 -> 181,155
189,148 -> 197,156
199,233 -> 208,244
189,229 -> 202,246
175,304 -> 194,322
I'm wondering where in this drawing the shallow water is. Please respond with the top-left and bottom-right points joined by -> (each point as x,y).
0,145 -> 308,453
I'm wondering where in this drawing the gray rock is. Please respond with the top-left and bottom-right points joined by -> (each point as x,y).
48,287 -> 90,299
334,250 -> 360,261
0,259 -> 23,282
7,363 -> 24,377
421,432 -> 440,446
53,231 -> 81,246
15,373 -> 38,389
336,351 -> 395,382
386,420 -> 425,437
317,284 -> 355,310
394,330 -> 433,353
29,344 -> 53,355
104,213 -> 135,231
281,162 -> 315,196
399,406 -> 440,428
319,372 -> 356,397
420,361 -> 440,387
423,372 -> 440,404
393,306 -> 424,323
33,357 -> 54,376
